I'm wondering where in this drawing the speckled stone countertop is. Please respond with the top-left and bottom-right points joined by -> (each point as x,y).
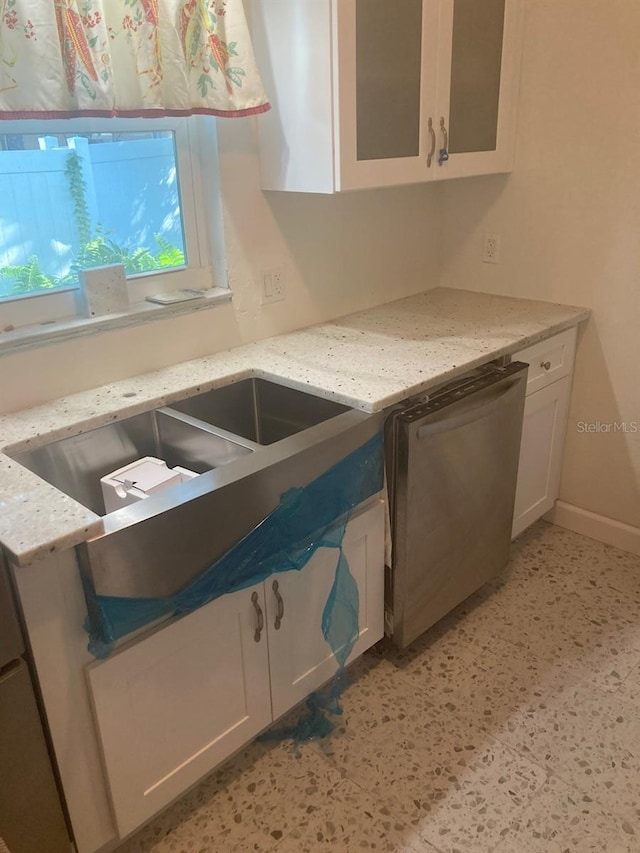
0,288 -> 589,566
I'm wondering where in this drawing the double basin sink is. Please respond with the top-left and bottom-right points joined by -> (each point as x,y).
13,378 -> 381,599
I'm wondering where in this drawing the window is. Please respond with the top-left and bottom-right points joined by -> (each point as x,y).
0,116 -> 211,330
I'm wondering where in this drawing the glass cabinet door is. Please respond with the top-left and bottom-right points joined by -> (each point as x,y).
337,0 -> 521,189
448,0 -> 506,154
355,0 -> 424,162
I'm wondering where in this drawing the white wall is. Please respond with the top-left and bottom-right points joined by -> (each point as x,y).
439,0 -> 640,528
0,119 -> 443,413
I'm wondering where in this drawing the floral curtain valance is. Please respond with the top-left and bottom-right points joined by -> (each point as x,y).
0,0 -> 270,119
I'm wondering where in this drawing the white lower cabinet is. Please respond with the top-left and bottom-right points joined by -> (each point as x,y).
512,377 -> 572,537
88,499 -> 385,839
87,584 -> 273,838
266,502 -> 385,719
512,328 -> 577,538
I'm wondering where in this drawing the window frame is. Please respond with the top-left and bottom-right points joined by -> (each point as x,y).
0,116 -> 212,330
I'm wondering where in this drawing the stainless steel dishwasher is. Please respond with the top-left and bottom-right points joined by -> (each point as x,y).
385,361 -> 527,648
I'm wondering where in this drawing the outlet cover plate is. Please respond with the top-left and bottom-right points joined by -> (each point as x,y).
261,268 -> 285,304
482,233 -> 500,264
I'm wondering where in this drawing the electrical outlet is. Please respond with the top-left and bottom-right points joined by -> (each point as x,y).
272,269 -> 285,300
261,267 -> 285,304
482,233 -> 500,264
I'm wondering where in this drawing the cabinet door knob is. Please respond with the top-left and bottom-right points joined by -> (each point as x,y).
540,360 -> 551,371
272,580 -> 285,630
427,118 -> 436,168
251,591 -> 264,642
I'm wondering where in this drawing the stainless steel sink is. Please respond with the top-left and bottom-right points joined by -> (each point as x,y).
170,378 -> 350,445
13,408 -> 256,517
11,379 -> 381,599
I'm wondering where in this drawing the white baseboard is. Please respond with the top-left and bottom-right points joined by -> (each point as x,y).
545,501 -> 640,557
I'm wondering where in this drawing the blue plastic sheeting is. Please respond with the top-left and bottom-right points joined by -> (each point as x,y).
84,431 -> 384,662
259,548 -> 357,743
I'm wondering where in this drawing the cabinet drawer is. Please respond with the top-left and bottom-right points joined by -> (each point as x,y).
513,327 -> 577,395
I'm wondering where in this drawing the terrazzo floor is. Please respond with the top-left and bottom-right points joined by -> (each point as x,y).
118,521 -> 640,853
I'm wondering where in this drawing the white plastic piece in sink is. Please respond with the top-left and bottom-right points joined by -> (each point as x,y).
101,457 -> 197,514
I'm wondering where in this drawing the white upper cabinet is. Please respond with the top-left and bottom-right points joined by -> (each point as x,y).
433,0 -> 524,181
251,0 -> 524,193
334,0 -> 440,190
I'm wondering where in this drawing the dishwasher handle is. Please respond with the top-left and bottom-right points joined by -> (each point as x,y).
417,373 -> 525,439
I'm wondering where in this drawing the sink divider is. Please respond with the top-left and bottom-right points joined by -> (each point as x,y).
156,407 -> 262,452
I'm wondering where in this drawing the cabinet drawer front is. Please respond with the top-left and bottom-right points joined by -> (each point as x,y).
513,327 -> 577,395
87,584 -> 272,838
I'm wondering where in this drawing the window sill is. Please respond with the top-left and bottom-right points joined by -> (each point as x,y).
0,287 -> 232,358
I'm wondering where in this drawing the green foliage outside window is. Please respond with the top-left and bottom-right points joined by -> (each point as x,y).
1,151 -> 185,296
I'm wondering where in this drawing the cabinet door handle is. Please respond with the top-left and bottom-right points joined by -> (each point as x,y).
427,118 -> 436,167
251,591 -> 264,642
272,580 -> 285,630
438,117 -> 449,165
540,360 -> 552,371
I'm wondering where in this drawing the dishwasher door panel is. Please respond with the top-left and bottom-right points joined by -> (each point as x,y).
391,369 -> 526,648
